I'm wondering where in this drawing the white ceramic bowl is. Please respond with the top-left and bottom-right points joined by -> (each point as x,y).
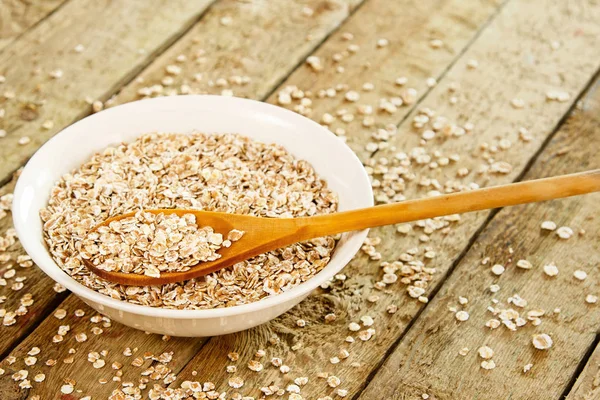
12,95 -> 373,337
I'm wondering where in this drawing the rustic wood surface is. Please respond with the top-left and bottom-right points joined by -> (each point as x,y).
0,0 -> 67,50
0,0 -> 215,185
568,339 -> 600,399
358,71 -> 600,400
0,175 -> 69,359
0,296 -> 206,399
0,0 -> 598,398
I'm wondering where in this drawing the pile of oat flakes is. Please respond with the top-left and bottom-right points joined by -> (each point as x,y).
81,211 -> 244,277
40,132 -> 338,309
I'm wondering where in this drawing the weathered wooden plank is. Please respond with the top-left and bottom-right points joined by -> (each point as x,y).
169,0 -> 600,398
0,173 -> 69,359
113,0 -> 363,104
568,339 -> 600,400
0,0 -> 68,50
0,0 -> 216,185
358,68 -> 600,399
0,295 -> 205,399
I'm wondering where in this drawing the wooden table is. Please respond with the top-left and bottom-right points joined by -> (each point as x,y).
0,0 -> 599,398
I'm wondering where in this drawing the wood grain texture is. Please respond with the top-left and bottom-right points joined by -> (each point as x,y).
267,0 -> 506,160
568,339 -> 600,400
169,0 -> 600,398
358,68 -> 600,399
0,173 -> 68,358
0,0 -> 215,185
0,0 -> 68,50
0,295 -> 205,399
113,0 -> 363,104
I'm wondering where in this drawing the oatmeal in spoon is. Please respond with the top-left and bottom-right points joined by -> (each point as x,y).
80,211 -> 244,278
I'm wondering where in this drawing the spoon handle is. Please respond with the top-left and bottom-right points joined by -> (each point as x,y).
298,169 -> 600,237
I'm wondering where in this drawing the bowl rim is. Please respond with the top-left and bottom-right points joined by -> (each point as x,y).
12,95 -> 373,320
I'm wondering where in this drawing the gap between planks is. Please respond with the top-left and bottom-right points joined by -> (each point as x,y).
562,333 -> 600,399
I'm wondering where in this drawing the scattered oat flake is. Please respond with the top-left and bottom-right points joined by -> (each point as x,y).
50,69 -> 63,79
228,376 -> 244,389
28,347 -> 41,356
61,384 -> 74,394
511,98 -> 525,108
543,264 -> 559,277
481,360 -> 496,370
556,226 -> 573,239
586,294 -> 597,304
306,56 -> 322,71
458,347 -> 470,356
376,38 -> 389,47
523,363 -> 533,373
53,283 -> 67,293
467,59 -> 479,69
486,319 -> 500,329
42,120 -> 54,130
574,270 -> 587,280
532,333 -> 553,350
430,39 -> 443,48
541,221 -> 557,231
24,356 -> 37,366
546,90 -> 570,102
248,360 -> 263,372
327,375 -> 341,388
455,311 -> 469,322
516,259 -> 532,270
478,346 -> 494,359
358,329 -> 375,341
491,264 -> 505,276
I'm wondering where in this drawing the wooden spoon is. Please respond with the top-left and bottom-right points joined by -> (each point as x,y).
82,169 -> 600,286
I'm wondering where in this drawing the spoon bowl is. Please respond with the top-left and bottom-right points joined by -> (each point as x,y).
84,209 -> 289,285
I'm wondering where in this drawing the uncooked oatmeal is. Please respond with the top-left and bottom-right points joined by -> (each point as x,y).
80,211 -> 245,277
40,132 -> 338,309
